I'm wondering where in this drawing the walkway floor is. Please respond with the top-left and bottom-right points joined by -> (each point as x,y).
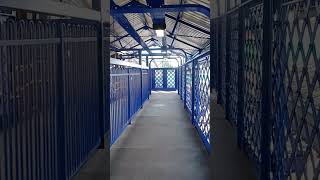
110,91 -> 210,180
210,95 -> 256,180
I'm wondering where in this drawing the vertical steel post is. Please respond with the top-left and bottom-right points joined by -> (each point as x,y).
225,0 -> 231,120
139,51 -> 143,107
146,56 -> 148,67
97,21 -> 105,148
128,68 -> 131,124
210,17 -> 215,91
175,68 -> 178,90
184,65 -> 187,107
216,17 -> 223,105
191,60 -> 196,124
237,1 -> 245,149
163,69 -> 167,89
56,21 -> 66,180
215,0 -> 223,105
260,0 -> 273,179
94,0 -> 108,149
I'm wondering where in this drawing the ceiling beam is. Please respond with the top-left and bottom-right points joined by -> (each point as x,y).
111,1 -> 150,53
111,26 -> 145,44
170,0 -> 183,47
111,2 -> 210,17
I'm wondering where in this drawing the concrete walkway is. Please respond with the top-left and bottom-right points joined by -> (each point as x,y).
110,91 -> 210,180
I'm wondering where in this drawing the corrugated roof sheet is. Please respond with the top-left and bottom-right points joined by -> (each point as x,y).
111,0 -> 210,56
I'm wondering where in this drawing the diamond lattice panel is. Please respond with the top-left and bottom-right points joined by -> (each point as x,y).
229,11 -> 239,127
194,57 -> 211,145
273,1 -> 320,179
186,63 -> 193,114
167,69 -> 176,88
155,70 -> 164,88
243,3 -> 263,166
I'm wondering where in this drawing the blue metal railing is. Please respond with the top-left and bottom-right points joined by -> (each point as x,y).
151,68 -> 177,91
212,0 -> 320,179
177,51 -> 211,152
0,19 -> 106,180
110,58 -> 150,145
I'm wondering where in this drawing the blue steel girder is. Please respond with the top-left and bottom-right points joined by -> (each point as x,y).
111,2 -> 210,17
170,0 -> 183,47
111,47 -> 189,63
165,14 -> 210,35
111,1 -> 150,53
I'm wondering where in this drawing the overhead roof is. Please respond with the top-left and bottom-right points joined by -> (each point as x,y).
110,0 -> 210,56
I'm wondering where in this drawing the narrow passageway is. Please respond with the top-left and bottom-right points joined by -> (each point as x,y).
110,92 -> 210,180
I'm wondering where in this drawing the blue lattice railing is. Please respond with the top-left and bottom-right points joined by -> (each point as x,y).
213,0 -> 320,179
151,68 -> 177,91
177,52 -> 211,152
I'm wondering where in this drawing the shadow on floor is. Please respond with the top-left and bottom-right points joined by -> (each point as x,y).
210,97 -> 257,180
72,149 -> 109,180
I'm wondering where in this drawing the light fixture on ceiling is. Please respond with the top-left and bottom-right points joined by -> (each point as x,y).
155,29 -> 165,37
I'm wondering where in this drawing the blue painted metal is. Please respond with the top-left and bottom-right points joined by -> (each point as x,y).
151,68 -> 177,91
57,21 -> 67,180
112,47 -> 189,63
178,52 -> 210,152
260,0 -> 272,179
111,1 -> 150,53
169,0 -> 183,47
185,62 -> 193,115
0,19 -> 104,180
111,1 -> 210,17
146,0 -> 165,30
111,26 -> 145,44
110,59 -> 150,145
220,16 -> 227,108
